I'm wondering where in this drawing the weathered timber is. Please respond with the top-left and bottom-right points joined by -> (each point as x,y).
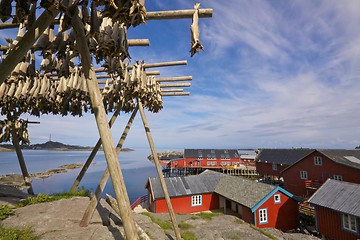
138,100 -> 182,240
10,123 -> 34,195
146,8 -> 213,20
143,60 -> 187,69
69,105 -> 122,192
161,89 -> 184,92
160,83 -> 191,88
0,39 -> 150,52
155,76 -> 192,82
0,6 -> 59,84
71,12 -> 138,239
106,194 -> 151,240
162,92 -> 190,96
80,106 -> 138,227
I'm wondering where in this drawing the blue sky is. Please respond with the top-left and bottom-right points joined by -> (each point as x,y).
2,0 -> 360,149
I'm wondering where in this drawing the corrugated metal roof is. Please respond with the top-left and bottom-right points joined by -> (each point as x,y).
184,149 -> 239,159
255,148 -> 314,165
308,179 -> 360,217
214,174 -> 276,209
150,171 -> 222,199
318,149 -> 360,170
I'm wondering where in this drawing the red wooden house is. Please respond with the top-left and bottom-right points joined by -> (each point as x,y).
255,148 -> 314,180
308,179 -> 360,240
145,170 -> 302,231
181,149 -> 241,168
282,149 -> 360,197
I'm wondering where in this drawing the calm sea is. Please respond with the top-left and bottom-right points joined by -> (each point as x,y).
0,148 -> 172,203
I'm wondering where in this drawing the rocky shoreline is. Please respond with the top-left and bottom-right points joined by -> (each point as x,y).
0,163 -> 86,190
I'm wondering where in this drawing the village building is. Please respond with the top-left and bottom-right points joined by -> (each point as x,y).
144,170 -> 302,231
164,149 -> 257,177
281,149 -> 360,197
308,179 -> 360,240
255,148 -> 314,182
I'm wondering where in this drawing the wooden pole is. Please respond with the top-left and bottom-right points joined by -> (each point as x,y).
137,100 -> 182,240
144,60 -> 187,69
161,89 -> 184,92
80,106 -> 138,227
162,92 -> 190,96
146,8 -> 213,20
69,106 -> 122,192
71,12 -> 138,239
10,123 -> 34,195
160,83 -> 191,88
0,39 -> 150,52
0,6 -> 59,84
156,76 -> 192,82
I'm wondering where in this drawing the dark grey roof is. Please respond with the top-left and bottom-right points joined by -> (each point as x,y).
149,171 -> 223,199
318,149 -> 360,170
214,174 -> 276,209
184,149 -> 239,159
255,148 -> 314,165
308,179 -> 360,217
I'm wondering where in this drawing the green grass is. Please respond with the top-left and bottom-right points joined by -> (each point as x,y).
234,218 -> 244,224
250,225 -> 277,240
181,230 -> 197,240
178,222 -> 192,230
190,215 -> 200,220
16,188 -> 91,207
0,205 -> 15,220
0,223 -> 39,240
140,212 -> 172,230
196,212 -> 222,220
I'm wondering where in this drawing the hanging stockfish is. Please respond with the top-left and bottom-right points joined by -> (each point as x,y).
129,0 -> 146,27
27,3 -> 36,27
0,0 -> 12,22
27,52 -> 36,78
90,1 -> 101,37
13,0 -> 30,23
190,3 -> 204,57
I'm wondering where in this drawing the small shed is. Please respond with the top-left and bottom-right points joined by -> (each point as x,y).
308,179 -> 360,240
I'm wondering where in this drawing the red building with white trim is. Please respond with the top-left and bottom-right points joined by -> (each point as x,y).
308,179 -> 360,240
282,149 -> 360,197
145,170 -> 301,231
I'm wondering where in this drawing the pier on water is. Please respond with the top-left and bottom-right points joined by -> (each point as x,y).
162,166 -> 258,178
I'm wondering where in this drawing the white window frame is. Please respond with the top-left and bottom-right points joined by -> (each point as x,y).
300,170 -> 308,180
191,195 -> 202,207
333,175 -> 343,181
259,208 -> 268,224
342,214 -> 358,233
274,194 -> 281,204
314,156 -> 322,166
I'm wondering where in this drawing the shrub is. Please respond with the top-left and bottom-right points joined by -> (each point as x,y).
0,205 -> 15,220
0,223 -> 39,240
181,230 -> 197,240
16,188 -> 91,207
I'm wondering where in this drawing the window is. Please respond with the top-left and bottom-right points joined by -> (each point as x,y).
333,175 -> 343,181
274,194 -> 281,204
173,161 -> 178,165
272,163 -> 277,171
314,156 -> 322,166
259,208 -> 268,224
191,195 -> 202,206
342,214 -> 357,233
300,171 -> 308,180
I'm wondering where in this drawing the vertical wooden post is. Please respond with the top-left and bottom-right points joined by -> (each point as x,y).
80,106 -> 138,227
10,123 -> 34,195
70,106 -> 122,192
137,100 -> 182,240
71,13 -> 138,239
0,6 -> 59,83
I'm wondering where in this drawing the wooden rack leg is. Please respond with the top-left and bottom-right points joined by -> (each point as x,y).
10,125 -> 34,195
69,106 -> 122,192
71,13 -> 138,239
80,106 -> 138,227
137,100 -> 182,240
0,6 -> 59,84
